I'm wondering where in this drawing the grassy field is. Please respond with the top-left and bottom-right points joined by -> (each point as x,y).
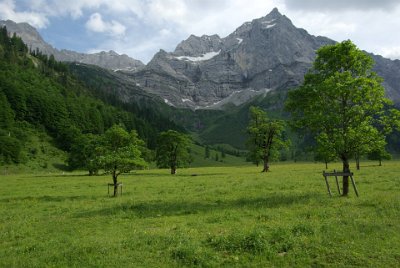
1,161 -> 399,267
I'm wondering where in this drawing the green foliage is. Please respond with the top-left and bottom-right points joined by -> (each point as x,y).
314,135 -> 337,168
0,25 -> 179,169
156,130 -> 192,174
0,91 -> 15,129
367,146 -> 392,165
204,145 -> 210,159
0,135 -> 22,164
68,133 -> 101,175
246,106 -> 288,172
98,125 -> 148,183
286,40 -> 399,193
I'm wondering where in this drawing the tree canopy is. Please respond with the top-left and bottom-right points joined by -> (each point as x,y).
156,130 -> 192,174
98,125 -> 148,196
246,106 -> 287,172
286,40 -> 400,195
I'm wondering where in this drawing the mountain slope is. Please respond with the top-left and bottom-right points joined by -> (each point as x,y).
0,20 -> 144,71
129,8 -> 334,109
130,8 -> 400,109
0,27 -> 180,168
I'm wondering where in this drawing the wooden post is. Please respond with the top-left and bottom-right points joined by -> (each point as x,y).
322,171 -> 359,197
350,175 -> 359,197
333,169 -> 341,195
323,171 -> 332,197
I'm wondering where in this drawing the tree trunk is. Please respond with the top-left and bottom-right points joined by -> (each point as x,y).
379,159 -> 382,166
356,157 -> 360,170
171,166 -> 177,175
112,170 -> 118,197
325,161 -> 328,170
342,159 -> 350,196
262,156 -> 269,172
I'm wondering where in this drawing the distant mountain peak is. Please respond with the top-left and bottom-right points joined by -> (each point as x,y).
269,7 -> 281,16
0,19 -> 144,71
132,8 -> 340,109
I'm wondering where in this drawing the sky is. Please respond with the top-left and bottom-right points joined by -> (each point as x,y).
1,0 -> 400,63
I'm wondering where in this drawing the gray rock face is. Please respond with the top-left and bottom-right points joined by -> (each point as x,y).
371,54 -> 400,104
131,8 -> 336,109
131,8 -> 400,109
0,20 -> 144,71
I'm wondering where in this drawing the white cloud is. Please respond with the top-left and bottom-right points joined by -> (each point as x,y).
85,12 -> 126,36
379,46 -> 400,60
2,0 -> 400,63
287,12 -> 358,38
0,0 -> 49,28
284,0 -> 400,12
86,13 -> 106,32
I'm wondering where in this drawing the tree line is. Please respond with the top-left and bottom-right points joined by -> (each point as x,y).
0,26 -> 181,165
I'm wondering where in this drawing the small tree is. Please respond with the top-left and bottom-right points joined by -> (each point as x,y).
246,106 -> 287,172
68,133 -> 101,175
156,130 -> 192,174
314,135 -> 336,169
368,145 -> 391,166
286,40 -> 399,195
98,125 -> 148,196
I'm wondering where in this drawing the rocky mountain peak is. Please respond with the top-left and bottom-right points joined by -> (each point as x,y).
268,7 -> 282,17
0,20 -> 144,71
131,8 -> 340,109
174,34 -> 222,57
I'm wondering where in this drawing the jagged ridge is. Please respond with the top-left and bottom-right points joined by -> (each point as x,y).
130,8 -> 400,109
0,20 -> 145,71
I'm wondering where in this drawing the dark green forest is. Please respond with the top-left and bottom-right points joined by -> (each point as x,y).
0,26 -> 179,166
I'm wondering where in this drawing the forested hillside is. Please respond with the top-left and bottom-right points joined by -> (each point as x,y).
0,26 -> 178,167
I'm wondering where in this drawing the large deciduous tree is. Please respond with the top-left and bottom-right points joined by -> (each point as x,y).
246,106 -> 287,172
156,130 -> 192,174
99,125 -> 148,196
286,40 -> 399,196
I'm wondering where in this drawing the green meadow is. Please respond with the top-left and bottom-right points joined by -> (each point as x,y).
1,161 -> 399,267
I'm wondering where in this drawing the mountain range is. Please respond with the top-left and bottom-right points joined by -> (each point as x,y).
0,20 -> 145,72
2,8 -> 400,111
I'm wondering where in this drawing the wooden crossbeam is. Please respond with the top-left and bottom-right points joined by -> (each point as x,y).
323,171 -> 353,177
322,171 -> 359,197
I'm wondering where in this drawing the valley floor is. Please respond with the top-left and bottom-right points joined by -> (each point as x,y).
1,161 -> 399,267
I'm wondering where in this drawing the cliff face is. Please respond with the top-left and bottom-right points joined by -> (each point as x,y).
130,8 -> 400,109
129,8 -> 334,109
0,20 -> 144,71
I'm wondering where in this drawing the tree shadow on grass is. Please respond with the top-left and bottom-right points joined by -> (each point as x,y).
31,174 -> 91,178
124,172 -> 229,178
75,192 -> 317,218
0,195 -> 98,203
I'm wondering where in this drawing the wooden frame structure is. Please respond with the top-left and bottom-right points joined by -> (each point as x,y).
322,169 -> 359,197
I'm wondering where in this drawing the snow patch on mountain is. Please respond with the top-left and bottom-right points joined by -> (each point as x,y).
264,23 -> 276,29
175,50 -> 221,62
